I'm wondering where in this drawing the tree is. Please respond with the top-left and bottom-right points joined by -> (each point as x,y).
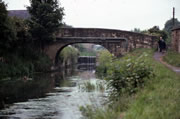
59,46 -> 79,67
0,0 -> 16,54
10,17 -> 32,56
62,23 -> 73,28
143,26 -> 168,41
164,18 -> 180,35
131,28 -> 141,33
148,26 -> 160,33
27,0 -> 64,51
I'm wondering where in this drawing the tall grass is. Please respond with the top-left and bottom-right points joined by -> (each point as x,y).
124,49 -> 180,119
163,50 -> 180,67
80,81 -> 96,92
81,48 -> 180,119
79,80 -> 106,92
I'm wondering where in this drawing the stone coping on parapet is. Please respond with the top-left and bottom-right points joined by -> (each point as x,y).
58,27 -> 157,38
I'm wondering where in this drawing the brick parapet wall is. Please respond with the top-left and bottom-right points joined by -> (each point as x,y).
172,27 -> 180,53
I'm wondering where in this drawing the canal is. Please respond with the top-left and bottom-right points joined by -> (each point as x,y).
0,69 -> 106,119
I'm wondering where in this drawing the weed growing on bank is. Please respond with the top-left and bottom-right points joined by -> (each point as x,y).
0,52 -> 52,80
163,50 -> 180,67
79,80 -> 106,92
80,48 -> 180,119
106,52 -> 154,101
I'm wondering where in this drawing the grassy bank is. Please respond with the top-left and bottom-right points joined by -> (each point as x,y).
124,49 -> 180,119
82,49 -> 180,119
163,50 -> 180,67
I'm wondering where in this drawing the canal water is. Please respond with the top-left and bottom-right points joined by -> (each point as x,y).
0,70 -> 107,119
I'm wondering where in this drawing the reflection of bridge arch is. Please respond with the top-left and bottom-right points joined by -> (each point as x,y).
44,28 -> 157,66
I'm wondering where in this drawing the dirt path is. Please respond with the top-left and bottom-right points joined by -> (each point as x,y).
153,52 -> 180,74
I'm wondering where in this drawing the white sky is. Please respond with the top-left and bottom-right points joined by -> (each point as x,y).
5,0 -> 180,31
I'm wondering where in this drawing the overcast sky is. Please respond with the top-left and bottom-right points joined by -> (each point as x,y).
5,0 -> 180,31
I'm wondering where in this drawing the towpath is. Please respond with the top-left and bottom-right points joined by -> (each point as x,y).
153,52 -> 180,74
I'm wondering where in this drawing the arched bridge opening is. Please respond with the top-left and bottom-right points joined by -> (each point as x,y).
53,38 -> 128,66
55,43 -> 112,70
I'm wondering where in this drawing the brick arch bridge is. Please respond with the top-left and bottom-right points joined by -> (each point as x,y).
44,28 -> 157,66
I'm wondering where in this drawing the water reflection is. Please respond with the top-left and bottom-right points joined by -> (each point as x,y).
0,68 -> 106,119
0,73 -> 55,109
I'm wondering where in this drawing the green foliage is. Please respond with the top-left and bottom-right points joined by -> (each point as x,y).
79,51 -> 96,56
59,46 -> 79,66
131,28 -> 141,33
73,44 -> 86,52
96,50 -> 113,78
27,0 -> 64,50
33,53 -> 52,72
96,48 -> 154,99
163,50 -> 180,67
0,0 -> 54,80
124,50 -> 180,119
0,51 -> 51,80
73,44 -> 97,56
144,26 -> 168,40
79,80 -> 106,92
62,23 -> 73,28
80,105 -> 119,119
164,18 -> 180,35
85,49 -> 180,119
106,52 -> 154,100
80,93 -> 134,119
0,0 -> 16,53
80,81 -> 96,92
0,0 -> 7,21
10,17 -> 32,49
0,55 -> 33,79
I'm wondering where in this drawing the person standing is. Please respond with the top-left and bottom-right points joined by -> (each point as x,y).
158,37 -> 166,52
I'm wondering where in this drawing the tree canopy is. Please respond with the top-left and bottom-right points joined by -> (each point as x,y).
164,18 -> 180,35
0,0 -> 16,53
27,0 -> 64,50
142,26 -> 168,40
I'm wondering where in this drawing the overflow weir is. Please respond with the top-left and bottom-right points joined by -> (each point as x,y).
77,56 -> 96,70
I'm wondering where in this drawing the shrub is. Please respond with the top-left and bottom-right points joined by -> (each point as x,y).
0,55 -> 34,79
0,51 -> 51,80
106,52 -> 154,100
96,50 -> 113,78
33,53 -> 52,72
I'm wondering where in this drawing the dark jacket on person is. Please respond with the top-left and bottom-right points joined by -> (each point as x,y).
158,40 -> 166,50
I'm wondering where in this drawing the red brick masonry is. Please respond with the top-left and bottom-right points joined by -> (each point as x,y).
172,27 -> 180,53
